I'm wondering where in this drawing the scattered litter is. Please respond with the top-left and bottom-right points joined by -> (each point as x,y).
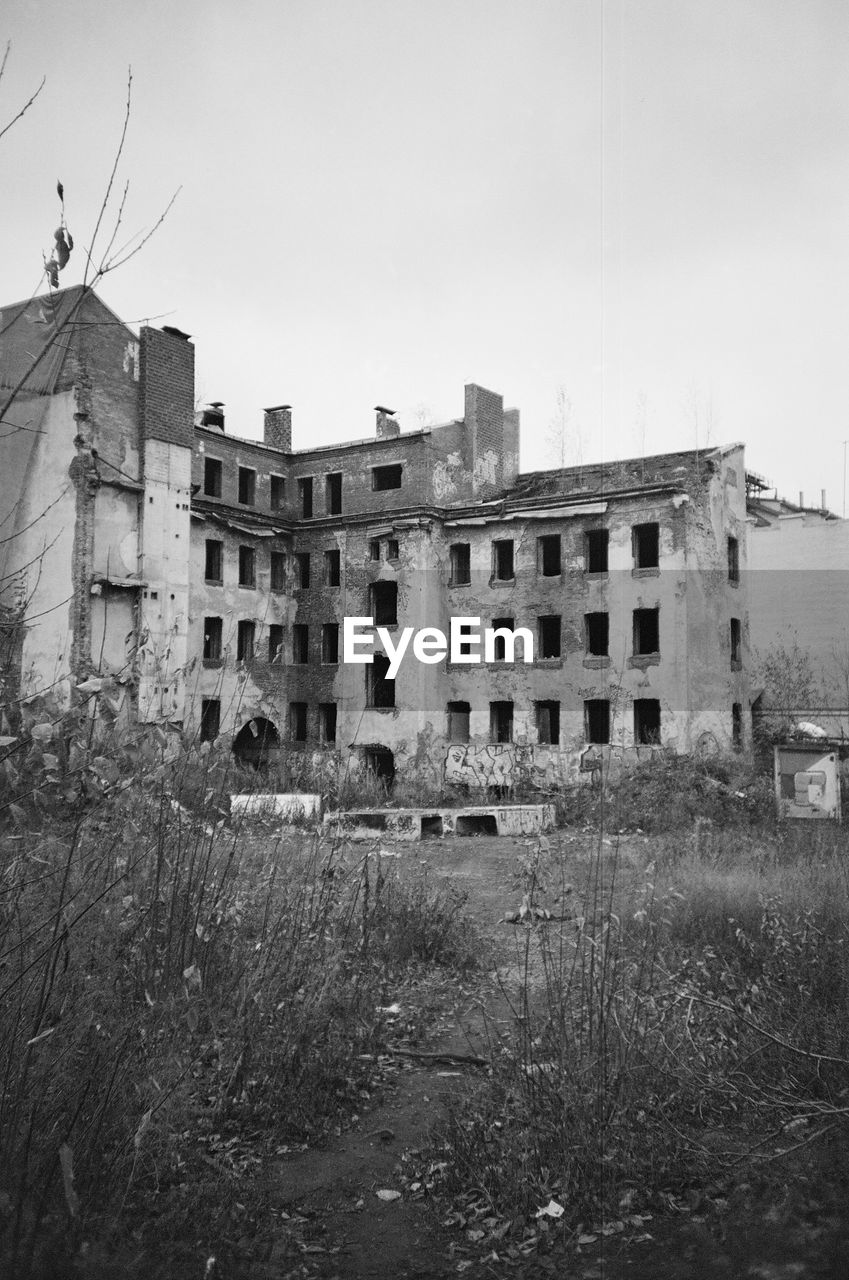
377,1003 -> 402,1015
535,1199 -> 565,1220
376,1189 -> 402,1202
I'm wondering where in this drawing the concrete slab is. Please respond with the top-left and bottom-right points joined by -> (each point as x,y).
322,803 -> 555,841
230,793 -> 322,823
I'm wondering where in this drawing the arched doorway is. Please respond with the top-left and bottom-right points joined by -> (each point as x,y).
363,745 -> 395,793
233,717 -> 280,769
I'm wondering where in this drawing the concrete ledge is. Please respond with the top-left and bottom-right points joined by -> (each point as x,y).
231,793 -> 322,822
323,803 -> 555,841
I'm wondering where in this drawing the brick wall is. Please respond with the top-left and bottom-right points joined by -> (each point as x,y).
264,405 -> 292,452
140,327 -> 195,449
464,383 -> 505,496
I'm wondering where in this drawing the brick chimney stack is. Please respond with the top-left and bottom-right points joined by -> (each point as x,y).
264,405 -> 292,452
375,406 -> 400,439
139,325 -> 195,448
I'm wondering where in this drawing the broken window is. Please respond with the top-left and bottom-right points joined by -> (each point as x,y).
295,552 -> 310,589
200,698 -> 220,742
633,607 -> 660,656
492,539 -> 514,582
634,698 -> 661,745
584,528 -> 608,573
447,700 -> 471,743
387,538 -> 399,560
292,624 -> 309,664
490,617 -> 514,662
322,623 -> 340,664
728,535 -> 740,584
238,545 -> 256,588
538,615 -> 562,659
203,457 -> 222,497
369,539 -> 381,561
369,580 -> 398,627
298,476 -> 313,518
450,543 -> 471,585
325,549 -> 341,586
290,701 -> 308,742
372,463 -> 402,490
536,700 -> 560,745
204,539 -> 223,582
633,522 -> 660,570
585,699 -> 610,745
270,474 -> 285,510
730,617 -> 742,667
490,700 -> 513,744
325,472 -> 342,515
268,624 -> 284,664
732,701 -> 742,748
585,612 -> 609,657
203,616 -> 223,662
238,466 -> 256,506
319,702 -> 337,744
366,653 -> 395,708
237,620 -> 256,662
538,534 -> 561,577
270,551 -> 286,591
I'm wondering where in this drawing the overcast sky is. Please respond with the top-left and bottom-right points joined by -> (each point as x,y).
2,0 -> 848,508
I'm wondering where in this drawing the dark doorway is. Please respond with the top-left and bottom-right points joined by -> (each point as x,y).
364,746 -> 395,791
233,717 -> 280,769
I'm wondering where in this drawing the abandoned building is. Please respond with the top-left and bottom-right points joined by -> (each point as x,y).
1,285 -> 751,789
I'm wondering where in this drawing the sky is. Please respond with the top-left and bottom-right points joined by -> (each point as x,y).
2,0 -> 848,509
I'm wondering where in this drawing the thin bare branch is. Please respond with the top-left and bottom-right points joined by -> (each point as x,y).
105,186 -> 181,273
0,56 -> 45,144
85,68 -> 133,280
99,179 -> 131,269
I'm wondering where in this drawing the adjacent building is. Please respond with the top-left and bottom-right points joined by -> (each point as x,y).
1,286 -> 751,789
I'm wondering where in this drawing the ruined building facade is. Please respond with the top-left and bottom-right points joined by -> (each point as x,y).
1,288 -> 751,789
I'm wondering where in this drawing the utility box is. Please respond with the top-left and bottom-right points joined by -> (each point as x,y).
774,744 -> 842,822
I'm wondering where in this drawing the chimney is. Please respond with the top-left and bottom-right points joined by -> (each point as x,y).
465,383 -> 506,497
799,491 -> 805,508
200,402 -> 225,432
139,325 -> 195,448
264,405 -> 292,452
375,406 -> 399,439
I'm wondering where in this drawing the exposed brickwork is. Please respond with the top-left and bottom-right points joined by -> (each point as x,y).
375,408 -> 400,439
264,405 -> 292,452
140,327 -> 195,449
464,383 -> 505,496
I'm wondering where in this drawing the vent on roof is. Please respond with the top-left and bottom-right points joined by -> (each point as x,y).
201,402 -> 225,432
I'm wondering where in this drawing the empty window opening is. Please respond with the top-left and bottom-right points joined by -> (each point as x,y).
233,716 -> 279,768
585,612 -> 609,656
536,700 -> 560,745
290,702 -> 308,743
238,545 -> 256,588
728,535 -> 740,583
492,539 -> 514,581
369,580 -> 398,627
268,624 -> 283,664
633,607 -> 660,656
295,552 -> 310,589
634,699 -> 661,745
387,538 -> 399,561
237,620 -> 255,662
538,534 -> 561,576
200,698 -> 220,743
456,814 -> 498,836
325,549 -> 341,586
270,474 -> 285,510
319,702 -> 337,744
585,699 -> 611,745
293,624 -> 309,664
369,539 -> 381,561
490,700 -> 513,743
732,701 -> 743,748
633,522 -> 660,569
203,616 -> 223,662
490,617 -> 514,662
298,476 -> 313,518
238,466 -> 256,506
325,472 -> 342,515
420,815 -> 443,838
730,617 -> 742,666
204,539 -> 223,582
585,528 -> 609,573
372,464 -> 402,491
364,746 -> 395,790
270,550 -> 286,591
322,623 -> 340,664
367,653 -> 395,708
538,615 -> 562,659
450,543 -> 471,585
447,700 -> 470,743
203,457 -> 222,497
